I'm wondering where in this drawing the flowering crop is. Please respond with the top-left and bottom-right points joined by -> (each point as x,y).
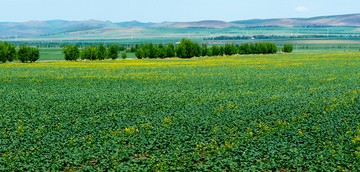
0,53 -> 359,171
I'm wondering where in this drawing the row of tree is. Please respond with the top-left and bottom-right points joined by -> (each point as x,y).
1,40 -> 292,63
0,42 -> 39,63
62,44 -> 127,61
205,34 -> 360,41
133,39 -> 285,59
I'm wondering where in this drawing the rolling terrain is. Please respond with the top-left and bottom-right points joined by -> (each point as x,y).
1,13 -> 360,38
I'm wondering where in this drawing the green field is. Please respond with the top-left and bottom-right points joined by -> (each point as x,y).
1,53 -> 360,171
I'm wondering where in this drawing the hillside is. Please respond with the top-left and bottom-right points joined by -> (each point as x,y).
231,13 -> 360,26
1,13 -> 360,38
164,20 -> 241,28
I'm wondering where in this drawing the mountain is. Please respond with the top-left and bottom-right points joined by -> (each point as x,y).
1,13 -> 360,38
115,20 -> 155,27
231,13 -> 360,27
0,19 -> 118,37
164,20 -> 241,28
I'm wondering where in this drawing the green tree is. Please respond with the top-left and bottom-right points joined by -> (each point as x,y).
29,47 -> 40,62
259,43 -> 268,54
0,42 -> 5,63
224,43 -> 237,56
211,45 -> 220,56
192,42 -> 201,57
201,44 -> 208,57
206,48 -> 213,56
81,46 -> 97,60
282,43 -> 294,53
135,48 -> 145,59
17,45 -> 39,63
17,45 -> 29,63
62,44 -> 80,61
267,42 -> 278,54
183,38 -> 194,58
157,43 -> 166,59
239,43 -> 251,54
165,43 -> 175,58
176,38 -> 198,58
0,42 -> 16,63
176,44 -> 187,58
121,52 -> 127,59
108,44 -> 119,60
249,43 -> 256,54
97,43 -> 107,60
148,43 -> 158,58
219,45 -> 225,56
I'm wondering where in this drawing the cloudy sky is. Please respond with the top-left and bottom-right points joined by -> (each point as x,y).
0,0 -> 359,22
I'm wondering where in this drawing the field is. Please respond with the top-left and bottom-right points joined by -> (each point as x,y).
1,53 -> 360,171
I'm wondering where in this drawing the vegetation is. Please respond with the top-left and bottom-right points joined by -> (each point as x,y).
108,44 -> 119,60
205,34 -> 360,40
96,44 -> 107,60
62,44 -> 80,61
17,45 -> 40,63
166,43 -> 176,58
0,53 -> 359,171
121,52 -> 127,59
132,39 -> 278,59
282,43 -> 294,53
0,42 -> 16,63
80,46 -> 97,60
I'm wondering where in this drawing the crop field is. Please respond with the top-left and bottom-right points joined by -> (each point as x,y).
0,53 -> 360,171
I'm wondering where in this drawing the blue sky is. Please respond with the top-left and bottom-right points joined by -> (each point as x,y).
0,0 -> 359,22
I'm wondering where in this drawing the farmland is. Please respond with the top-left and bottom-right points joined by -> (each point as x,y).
0,53 -> 360,171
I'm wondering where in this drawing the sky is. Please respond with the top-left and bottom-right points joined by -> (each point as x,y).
0,0 -> 359,22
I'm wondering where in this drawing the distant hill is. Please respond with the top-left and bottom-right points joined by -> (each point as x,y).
164,20 -> 241,28
231,13 -> 360,27
1,13 -> 360,38
115,20 -> 155,27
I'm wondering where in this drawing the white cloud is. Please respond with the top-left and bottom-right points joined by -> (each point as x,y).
296,6 -> 309,12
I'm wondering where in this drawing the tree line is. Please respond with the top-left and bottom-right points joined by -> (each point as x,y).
62,44 -> 127,61
205,34 -> 360,41
132,38 -> 285,59
1,39 -> 292,63
0,41 -> 39,63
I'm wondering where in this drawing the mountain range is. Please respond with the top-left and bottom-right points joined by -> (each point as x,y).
1,13 -> 360,37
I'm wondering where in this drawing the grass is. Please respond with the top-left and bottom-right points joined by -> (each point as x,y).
39,48 -> 64,61
0,53 -> 359,171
